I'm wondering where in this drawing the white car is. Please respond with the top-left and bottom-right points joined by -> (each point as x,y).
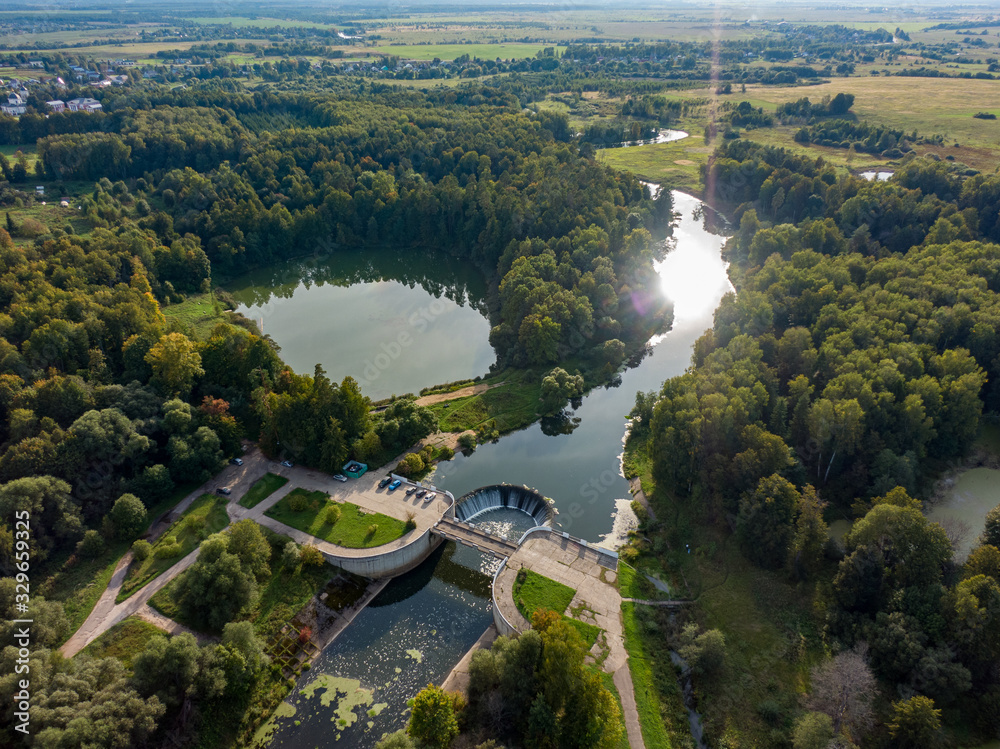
423,492 -> 436,503
281,460 -> 293,467
333,474 -> 348,483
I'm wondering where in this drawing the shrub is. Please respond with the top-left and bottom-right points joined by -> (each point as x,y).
437,446 -> 455,461
132,539 -> 152,561
299,626 -> 312,644
457,433 -> 476,451
155,542 -> 183,559
300,544 -> 324,566
282,542 -> 301,568
404,512 -> 416,533
325,505 -> 342,525
366,524 -> 378,538
288,492 -> 308,512
77,529 -> 105,559
396,453 -> 425,477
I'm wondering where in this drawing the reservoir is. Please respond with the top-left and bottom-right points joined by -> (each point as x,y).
229,246 -> 495,401
245,190 -> 734,747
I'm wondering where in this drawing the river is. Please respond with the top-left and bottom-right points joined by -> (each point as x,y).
432,191 -> 733,544
242,189 -> 733,748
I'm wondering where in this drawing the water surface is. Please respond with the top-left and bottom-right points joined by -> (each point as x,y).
432,192 -> 733,542
228,247 -> 494,400
263,543 -> 493,748
926,466 -> 1000,560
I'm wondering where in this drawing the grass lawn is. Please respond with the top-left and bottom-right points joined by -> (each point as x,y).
39,483 -> 199,642
79,616 -> 165,668
618,562 -> 668,601
427,370 -> 542,434
40,539 -> 129,639
161,292 -> 228,340
117,493 -> 230,602
265,488 -> 410,548
513,569 -> 575,618
240,473 -> 289,509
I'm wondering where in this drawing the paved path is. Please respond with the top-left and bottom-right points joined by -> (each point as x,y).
61,444 -> 450,656
135,604 -> 214,644
614,662 -> 646,749
495,532 -> 646,749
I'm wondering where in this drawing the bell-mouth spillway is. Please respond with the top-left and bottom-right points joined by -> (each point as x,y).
454,484 -> 556,526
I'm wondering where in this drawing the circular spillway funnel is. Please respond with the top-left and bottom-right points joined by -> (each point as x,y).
455,484 -> 555,526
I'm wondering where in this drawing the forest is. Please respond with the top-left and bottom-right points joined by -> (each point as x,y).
624,138 -> 1000,747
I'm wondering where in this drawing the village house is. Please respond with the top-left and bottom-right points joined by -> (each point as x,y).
0,93 -> 26,116
66,97 -> 103,113
47,99 -> 65,113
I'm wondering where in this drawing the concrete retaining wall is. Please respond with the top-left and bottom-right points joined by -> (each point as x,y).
492,556 -> 518,637
320,528 -> 444,578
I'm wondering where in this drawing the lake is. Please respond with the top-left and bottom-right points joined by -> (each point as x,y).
228,247 -> 495,401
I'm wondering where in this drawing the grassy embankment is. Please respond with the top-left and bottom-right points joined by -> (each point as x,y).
512,568 -> 602,648
264,488 -> 410,548
596,668 -> 633,749
39,482 -> 199,640
424,369 -> 544,435
239,473 -> 289,509
161,292 -> 228,340
621,436 -> 826,747
116,493 -> 230,602
80,617 -> 166,668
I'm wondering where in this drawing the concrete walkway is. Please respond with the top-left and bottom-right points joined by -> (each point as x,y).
61,448 -> 275,657
494,532 -> 646,749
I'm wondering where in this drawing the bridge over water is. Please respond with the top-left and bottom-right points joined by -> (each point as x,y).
432,517 -> 519,558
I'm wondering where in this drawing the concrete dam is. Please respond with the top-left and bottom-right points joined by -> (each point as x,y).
454,484 -> 556,526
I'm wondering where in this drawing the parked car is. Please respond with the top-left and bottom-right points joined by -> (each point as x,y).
423,492 -> 436,503
388,479 -> 402,492
216,487 -> 232,496
333,474 -> 348,483
281,460 -> 294,467
378,477 -> 391,489
415,489 -> 427,498
230,457 -> 243,466
405,486 -> 418,495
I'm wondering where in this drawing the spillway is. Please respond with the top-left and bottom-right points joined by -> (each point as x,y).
455,484 -> 555,526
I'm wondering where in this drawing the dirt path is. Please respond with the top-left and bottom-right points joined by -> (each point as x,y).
414,381 -> 505,406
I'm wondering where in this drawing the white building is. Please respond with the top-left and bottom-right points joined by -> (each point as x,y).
47,99 -> 65,113
66,97 -> 102,113
0,93 -> 26,116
